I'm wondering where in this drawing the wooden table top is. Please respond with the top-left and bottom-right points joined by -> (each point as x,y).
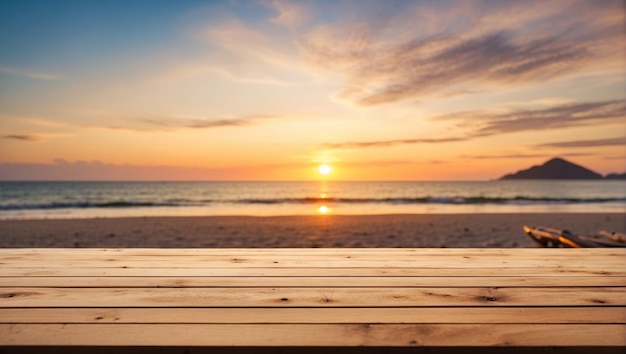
0,248 -> 624,348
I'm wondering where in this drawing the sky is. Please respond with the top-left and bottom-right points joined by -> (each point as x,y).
0,0 -> 624,181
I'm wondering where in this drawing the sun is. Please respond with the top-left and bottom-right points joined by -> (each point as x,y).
318,164 -> 332,175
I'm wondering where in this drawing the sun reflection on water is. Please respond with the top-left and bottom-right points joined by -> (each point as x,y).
317,205 -> 330,214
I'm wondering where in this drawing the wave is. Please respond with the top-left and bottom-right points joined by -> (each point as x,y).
2,196 -> 625,211
236,196 -> 626,205
0,200 -> 201,211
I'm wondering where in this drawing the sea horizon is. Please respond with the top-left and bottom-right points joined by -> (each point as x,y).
2,180 -> 624,220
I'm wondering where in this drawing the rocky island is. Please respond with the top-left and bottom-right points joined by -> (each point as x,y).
500,158 -> 624,180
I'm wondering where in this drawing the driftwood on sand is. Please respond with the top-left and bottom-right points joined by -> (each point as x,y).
524,225 -> 626,248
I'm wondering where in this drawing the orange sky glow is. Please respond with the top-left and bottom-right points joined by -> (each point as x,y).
0,0 -> 624,181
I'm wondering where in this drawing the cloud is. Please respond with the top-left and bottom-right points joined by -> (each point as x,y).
322,136 -> 467,149
137,116 -> 255,130
2,134 -> 40,142
339,159 -> 415,167
105,112 -> 300,132
299,0 -> 624,106
461,152 -> 595,160
189,0 -> 622,101
535,137 -> 626,148
461,153 -> 548,160
484,100 -> 623,135
434,99 -> 625,136
266,0 -> 309,28
341,31 -> 596,105
199,18 -> 305,83
0,65 -> 61,80
323,99 -> 625,150
207,66 -> 292,86
1,109 -> 286,134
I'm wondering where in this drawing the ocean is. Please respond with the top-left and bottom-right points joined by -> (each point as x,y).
0,180 -> 624,219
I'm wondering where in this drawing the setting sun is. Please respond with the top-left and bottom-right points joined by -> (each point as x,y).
318,164 -> 332,175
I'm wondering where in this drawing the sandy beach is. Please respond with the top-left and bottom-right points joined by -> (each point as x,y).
0,213 -> 623,248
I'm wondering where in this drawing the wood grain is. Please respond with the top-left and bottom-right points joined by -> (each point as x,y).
1,287 -> 624,307
2,275 -> 623,287
0,248 -> 623,348
1,307 -> 623,324
1,324 -> 624,346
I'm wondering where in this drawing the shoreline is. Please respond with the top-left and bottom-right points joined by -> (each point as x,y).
1,213 -> 624,248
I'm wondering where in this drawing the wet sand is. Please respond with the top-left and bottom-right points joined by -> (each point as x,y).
0,213 -> 624,248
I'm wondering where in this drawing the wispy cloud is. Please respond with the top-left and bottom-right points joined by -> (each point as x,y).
110,112 -> 299,132
339,159 -> 416,167
323,99 -> 625,150
2,134 -> 40,142
461,152 -> 595,160
461,153 -> 547,160
183,0 -> 622,103
198,18 -> 305,85
207,66 -> 293,86
1,132 -> 73,142
435,99 -> 626,136
0,65 -> 61,80
536,137 -> 626,148
136,114 -> 269,130
2,108 -> 298,134
322,136 -> 467,149
300,0 -> 623,106
266,0 -> 309,28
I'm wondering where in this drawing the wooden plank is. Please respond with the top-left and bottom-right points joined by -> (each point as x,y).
1,324 -> 624,346
4,251 -> 625,263
3,257 -> 624,268
1,266 -> 621,277
2,248 -> 623,262
1,276 -> 624,288
2,248 -> 623,257
1,307 -> 623,324
1,287 -> 623,307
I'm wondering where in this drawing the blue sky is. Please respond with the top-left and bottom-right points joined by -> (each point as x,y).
0,0 -> 624,180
